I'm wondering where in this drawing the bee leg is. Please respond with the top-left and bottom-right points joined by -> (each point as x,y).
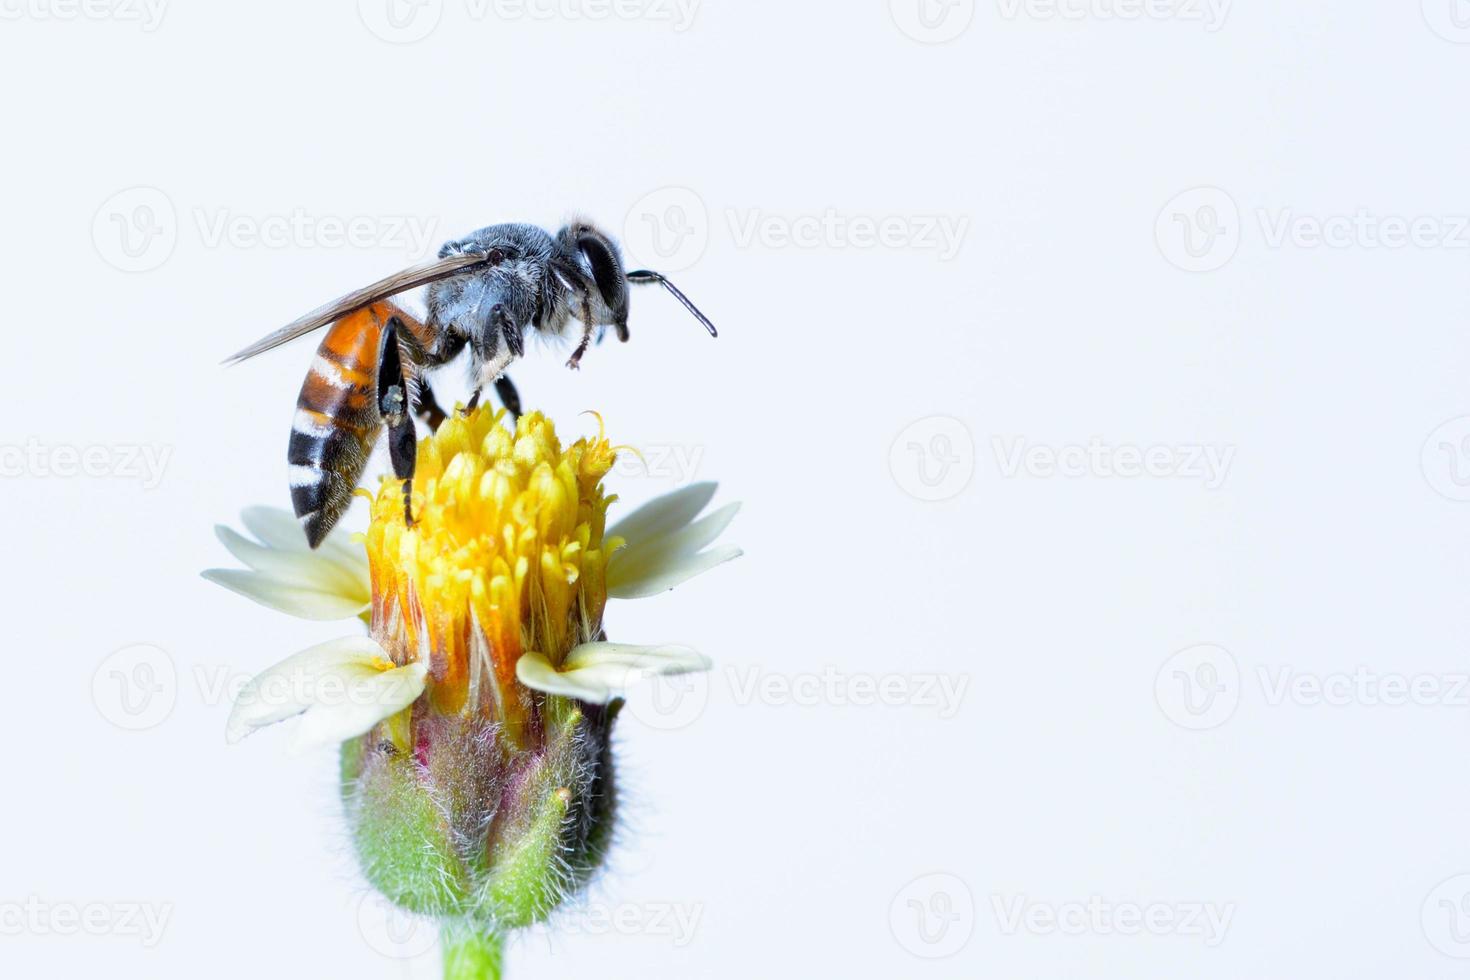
566,329 -> 593,369
413,381 -> 449,432
494,375 -> 523,421
567,300 -> 595,369
378,320 -> 418,528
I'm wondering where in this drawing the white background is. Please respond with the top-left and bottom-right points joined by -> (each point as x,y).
5,1 -> 1470,977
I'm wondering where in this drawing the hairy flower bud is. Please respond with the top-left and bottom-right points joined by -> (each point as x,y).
346,408 -> 622,928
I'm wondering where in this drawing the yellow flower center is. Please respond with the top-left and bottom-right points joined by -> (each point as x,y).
365,406 -> 619,728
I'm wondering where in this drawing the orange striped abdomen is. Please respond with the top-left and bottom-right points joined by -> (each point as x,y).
288,301 -> 427,547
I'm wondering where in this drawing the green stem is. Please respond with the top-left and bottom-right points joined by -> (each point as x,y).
441,924 -> 504,980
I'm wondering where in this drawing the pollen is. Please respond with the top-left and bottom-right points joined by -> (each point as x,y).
365,405 -> 620,727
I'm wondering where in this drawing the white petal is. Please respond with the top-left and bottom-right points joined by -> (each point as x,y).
607,545 -> 743,599
204,508 -> 372,622
516,643 -> 711,704
289,661 -> 427,752
241,505 -> 367,566
239,506 -> 318,551
202,569 -> 370,621
215,525 -> 369,598
227,636 -> 426,748
607,501 -> 741,598
605,482 -> 717,546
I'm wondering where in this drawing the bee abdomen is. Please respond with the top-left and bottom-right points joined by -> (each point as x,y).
288,413 -> 374,548
287,306 -> 392,548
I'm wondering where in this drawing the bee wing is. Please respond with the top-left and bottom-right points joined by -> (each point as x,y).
222,252 -> 490,365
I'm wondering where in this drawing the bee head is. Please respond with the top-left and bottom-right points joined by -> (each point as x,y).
555,219 -> 631,338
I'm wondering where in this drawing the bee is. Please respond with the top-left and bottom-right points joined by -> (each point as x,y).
224,220 -> 717,548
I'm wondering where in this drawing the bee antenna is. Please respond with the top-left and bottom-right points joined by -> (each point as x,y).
626,270 -> 718,338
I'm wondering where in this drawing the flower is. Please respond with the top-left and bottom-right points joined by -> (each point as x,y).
207,405 -> 740,966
